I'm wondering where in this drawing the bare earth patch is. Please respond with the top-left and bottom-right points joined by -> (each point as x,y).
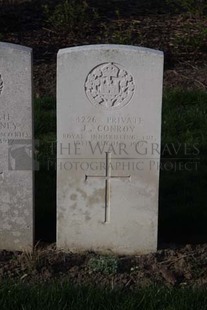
0,244 -> 206,289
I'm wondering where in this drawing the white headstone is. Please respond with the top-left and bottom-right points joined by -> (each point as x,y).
57,45 -> 163,255
0,42 -> 34,251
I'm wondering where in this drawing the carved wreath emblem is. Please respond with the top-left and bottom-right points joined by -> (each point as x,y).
0,74 -> 3,95
84,63 -> 135,109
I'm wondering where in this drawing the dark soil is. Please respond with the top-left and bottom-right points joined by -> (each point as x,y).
0,244 -> 207,288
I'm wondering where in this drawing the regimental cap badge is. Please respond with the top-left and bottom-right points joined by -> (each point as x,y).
101,63 -> 119,77
0,74 -> 3,95
84,63 -> 135,110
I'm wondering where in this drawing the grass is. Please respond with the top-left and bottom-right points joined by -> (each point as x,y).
0,281 -> 207,310
162,89 -> 207,145
160,89 -> 207,243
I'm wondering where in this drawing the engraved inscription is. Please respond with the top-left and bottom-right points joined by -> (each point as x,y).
0,112 -> 30,144
85,63 -> 135,109
0,74 -> 3,95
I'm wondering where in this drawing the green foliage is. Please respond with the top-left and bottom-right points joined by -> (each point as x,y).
162,89 -> 207,145
159,89 -> 207,243
88,256 -> 118,274
34,97 -> 56,138
0,281 -> 207,310
43,0 -> 94,32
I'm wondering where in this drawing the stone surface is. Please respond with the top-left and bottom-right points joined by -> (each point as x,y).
0,42 -> 34,251
57,44 -> 163,255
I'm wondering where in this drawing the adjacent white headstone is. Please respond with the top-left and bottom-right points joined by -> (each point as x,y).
0,42 -> 34,251
57,45 -> 163,255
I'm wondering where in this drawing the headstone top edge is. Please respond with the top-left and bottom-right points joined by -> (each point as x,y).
0,42 -> 32,54
57,44 -> 163,58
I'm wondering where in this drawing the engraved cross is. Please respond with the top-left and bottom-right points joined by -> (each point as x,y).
85,152 -> 131,223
